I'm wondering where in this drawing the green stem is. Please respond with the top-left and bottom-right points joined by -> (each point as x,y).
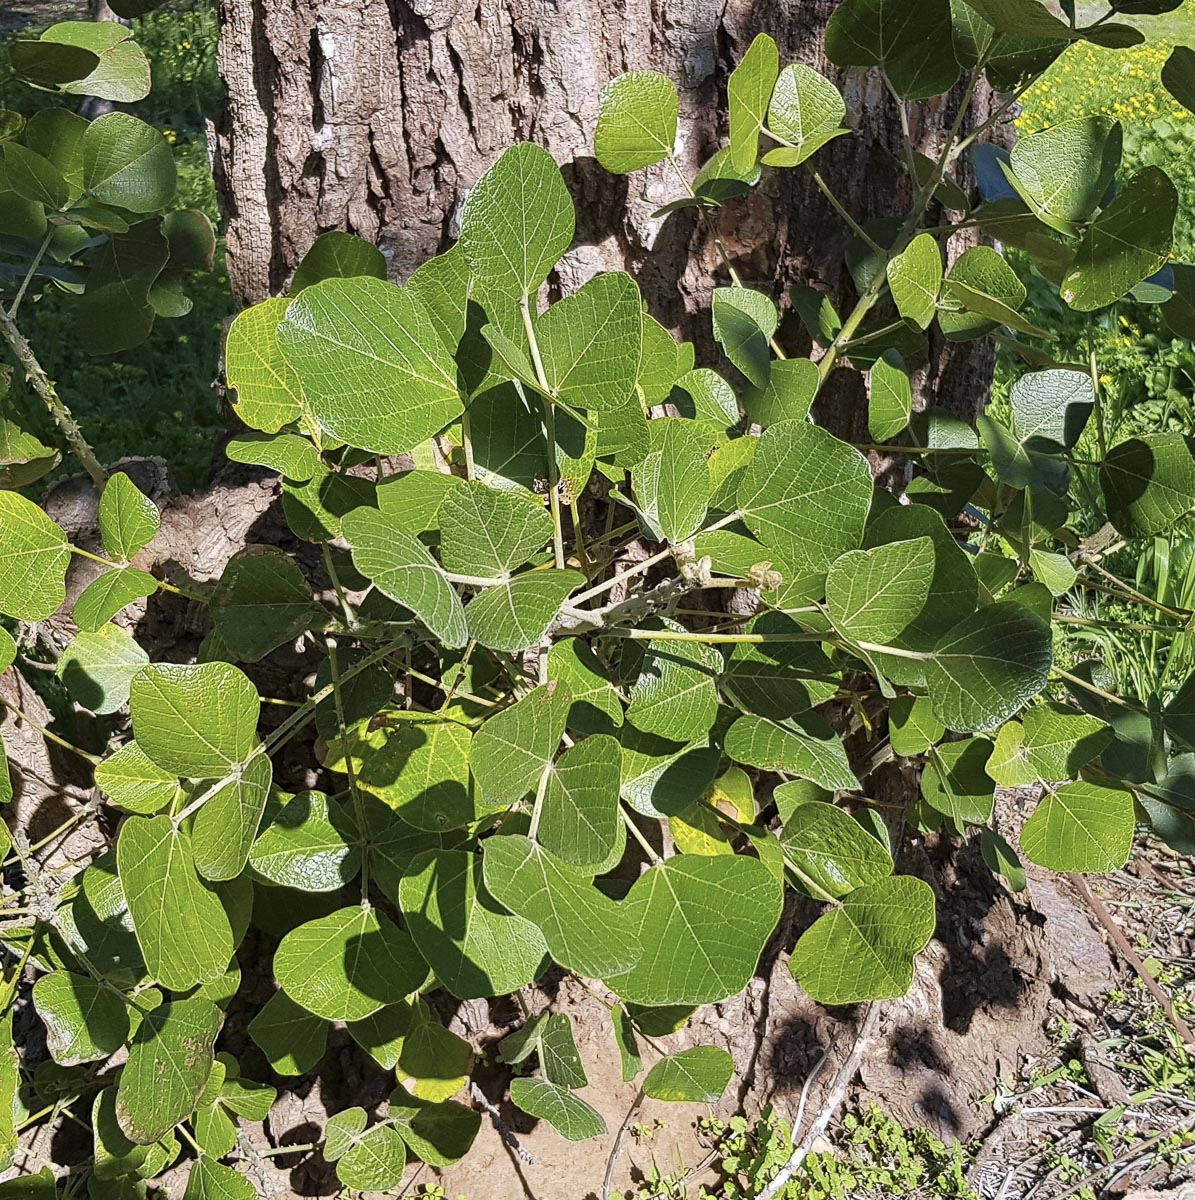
324,634 -> 370,905
8,228 -> 54,321
519,297 -> 566,569
0,696 -> 101,765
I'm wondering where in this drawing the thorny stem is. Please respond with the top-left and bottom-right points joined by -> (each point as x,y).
0,305 -> 106,487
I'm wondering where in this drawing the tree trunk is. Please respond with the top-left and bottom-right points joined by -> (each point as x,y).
213,0 -> 1003,422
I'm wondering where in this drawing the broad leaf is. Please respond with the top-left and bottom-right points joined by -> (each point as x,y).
130,663 -> 260,777
712,287 -> 776,388
825,0 -> 959,97
722,612 -> 839,721
439,482 -> 552,576
290,230 -> 386,293
728,33 -> 780,172
471,683 -> 570,807
464,570 -> 583,652
922,738 -> 995,825
274,906 -> 425,1021
508,1078 -> 606,1142
399,849 -> 548,999
780,802 -> 893,899
82,113 -> 175,212
460,142 -> 574,304
790,875 -> 936,1004
116,997 -> 219,1144
389,1086 -> 481,1166
1021,781 -> 1134,872
627,634 -> 719,743
868,350 -> 914,442
926,603 -> 1052,731
1099,433 -> 1195,539
606,855 -> 782,1005
192,752 -> 273,881
539,733 -> 622,869
1008,116 -> 1121,231
826,536 -> 934,644
1011,368 -> 1093,452
249,790 -> 360,891
225,298 -> 306,434
210,547 -> 317,662
247,991 -> 327,1076
765,65 -> 846,165
278,276 -> 462,453
1061,168 -> 1177,312
32,971 -> 129,1066
74,567 -> 158,631
0,491 -> 70,621
738,420 -> 872,581
56,624 -> 148,715
643,1046 -> 733,1104
98,471 -> 159,561
95,741 -> 177,814
483,835 -> 639,978
595,71 -> 678,173
887,233 -> 942,331
726,713 -> 859,792
940,245 -> 1027,341
342,507 -> 468,647
117,817 -> 234,991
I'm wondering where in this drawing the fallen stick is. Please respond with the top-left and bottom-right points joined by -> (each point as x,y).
758,1002 -> 883,1200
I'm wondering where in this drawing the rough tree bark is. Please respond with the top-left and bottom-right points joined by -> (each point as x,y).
213,0 -> 1003,427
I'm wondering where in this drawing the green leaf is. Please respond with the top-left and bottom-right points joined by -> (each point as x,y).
726,713 -> 859,791
722,612 -> 839,721
460,143 -> 574,304
619,726 -> 722,819
1008,116 -> 1121,232
887,233 -> 942,331
278,276 -> 463,453
94,741 -> 176,815
539,734 -> 622,870
0,415 -> 59,490
130,663 -> 260,777
1011,368 -> 1093,452
1021,702 -> 1113,778
250,790 -> 360,891
389,1086 -> 481,1166
1162,45 -> 1195,111
74,568 -> 157,632
192,753 -> 273,882
780,802 -> 893,899
248,991 -> 327,1076
1020,781 -> 1134,872
82,113 -> 175,212
940,245 -> 1027,341
62,853 -> 146,989
926,603 -> 1053,731
376,467 -> 462,535
509,1078 -> 606,1141
471,682 -> 570,807
2,142 -> 70,209
765,65 -> 846,165
464,569 -> 584,652
116,997 -> 219,1144
274,905 -> 425,1021
633,418 -> 710,544
336,1124 -> 407,1191
210,547 -> 318,663
396,1001 -> 473,1099
342,507 -> 467,647
627,635 -> 719,743
738,421 -> 872,580
867,349 -> 914,443
889,695 -> 945,758
96,470 -> 158,564
32,971 -> 129,1066
500,1011 -> 586,1086
291,231 -> 386,293
1099,433 -> 1195,539
728,33 -> 780,173
328,712 -> 475,831
0,491 -> 70,621
547,639 -> 623,735
183,1157 -> 257,1200
1061,168 -> 1177,312
922,739 -> 995,825
40,22 -> 150,104
595,71 -> 678,173
225,432 -> 321,481
825,0 -> 959,98
483,835 -> 640,979
712,287 -> 776,388
537,272 -> 642,413
117,817 -> 234,991
439,482 -> 552,576
225,298 -> 307,434
8,38 -> 100,87
399,849 -> 548,999
981,828 -> 1026,892
643,1046 -> 733,1104
791,876 -> 936,1004
827,536 -> 934,645
606,855 -> 782,1005
741,357 -> 818,427
56,624 -> 147,715
958,0 -> 1073,38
